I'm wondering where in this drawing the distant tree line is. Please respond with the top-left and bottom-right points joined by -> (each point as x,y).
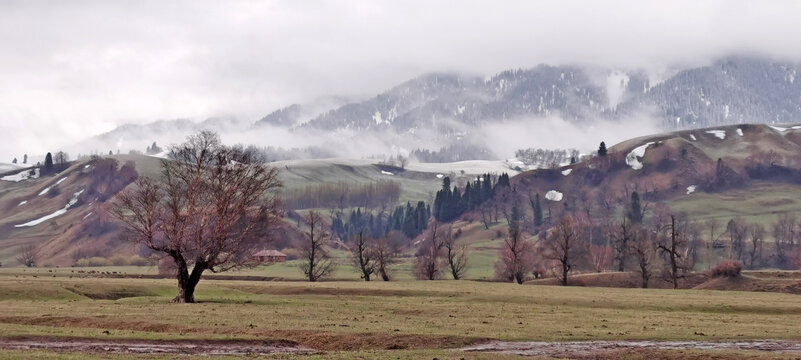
283,181 -> 401,210
331,201 -> 430,241
514,148 -> 580,168
433,173 -> 510,222
410,143 -> 495,163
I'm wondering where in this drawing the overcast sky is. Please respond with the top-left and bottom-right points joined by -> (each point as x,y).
1,0 -> 800,159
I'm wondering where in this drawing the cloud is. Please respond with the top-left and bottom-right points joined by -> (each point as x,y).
1,0 -> 800,160
478,114 -> 663,158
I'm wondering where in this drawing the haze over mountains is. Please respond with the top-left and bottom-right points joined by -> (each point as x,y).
78,57 -> 801,161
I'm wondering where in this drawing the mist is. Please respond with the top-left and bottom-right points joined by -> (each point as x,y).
2,1 -> 801,160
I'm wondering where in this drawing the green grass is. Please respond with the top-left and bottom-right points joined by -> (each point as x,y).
667,181 -> 801,229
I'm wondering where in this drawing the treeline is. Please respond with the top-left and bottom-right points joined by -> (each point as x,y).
331,201 -> 430,241
283,180 -> 401,210
433,173 -> 510,222
410,143 -> 495,163
514,148 -> 580,168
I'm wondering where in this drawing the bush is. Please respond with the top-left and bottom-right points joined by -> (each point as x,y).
108,254 -> 150,266
74,257 -> 109,267
280,247 -> 300,261
710,260 -> 742,278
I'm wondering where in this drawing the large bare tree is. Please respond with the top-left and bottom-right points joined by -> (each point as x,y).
16,244 -> 38,267
546,214 -> 586,286
442,224 -> 469,280
653,209 -> 692,289
495,203 -> 534,284
299,211 -> 336,282
375,230 -> 403,281
349,231 -> 376,281
114,131 -> 282,303
415,220 -> 444,280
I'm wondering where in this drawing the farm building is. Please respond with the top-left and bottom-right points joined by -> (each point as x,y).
253,249 -> 287,263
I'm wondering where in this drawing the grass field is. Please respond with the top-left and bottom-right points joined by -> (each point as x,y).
2,273 -> 801,358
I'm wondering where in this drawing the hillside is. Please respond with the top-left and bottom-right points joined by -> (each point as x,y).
500,123 -> 801,225
0,154 -> 516,267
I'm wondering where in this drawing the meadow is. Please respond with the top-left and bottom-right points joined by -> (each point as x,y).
2,271 -> 801,358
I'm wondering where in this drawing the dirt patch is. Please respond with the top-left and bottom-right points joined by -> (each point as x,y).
693,276 -> 801,295
527,271 -> 708,289
218,284 -> 439,298
758,198 -> 794,207
462,340 -> 801,358
0,336 -> 312,356
0,315 -> 486,351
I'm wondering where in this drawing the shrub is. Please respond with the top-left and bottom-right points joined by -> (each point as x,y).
108,254 -> 150,266
710,260 -> 742,278
280,247 -> 300,261
74,257 -> 108,267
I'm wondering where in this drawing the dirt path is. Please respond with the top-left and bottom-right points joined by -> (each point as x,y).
0,337 -> 316,356
462,340 -> 801,357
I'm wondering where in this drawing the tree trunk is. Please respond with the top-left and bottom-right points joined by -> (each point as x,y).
379,266 -> 390,281
172,255 -> 206,303
561,262 -> 569,286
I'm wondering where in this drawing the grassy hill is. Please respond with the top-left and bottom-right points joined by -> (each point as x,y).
0,154 -> 516,267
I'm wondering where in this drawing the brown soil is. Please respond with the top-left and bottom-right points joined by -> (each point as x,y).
526,271 -> 709,290
693,275 -> 801,295
0,315 -> 486,351
462,340 -> 801,358
217,284 -> 439,298
0,336 -> 312,356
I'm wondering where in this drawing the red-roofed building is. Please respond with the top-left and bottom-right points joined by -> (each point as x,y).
253,249 -> 287,263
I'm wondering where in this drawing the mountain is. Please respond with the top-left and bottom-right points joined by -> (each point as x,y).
77,57 -> 801,161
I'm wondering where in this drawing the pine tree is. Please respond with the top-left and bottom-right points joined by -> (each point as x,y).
23,154 -> 27,164
43,152 -> 53,174
598,141 -> 608,156
628,191 -> 643,224
11,158 -> 17,164
533,193 -> 543,227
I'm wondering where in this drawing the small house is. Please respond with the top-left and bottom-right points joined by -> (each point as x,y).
253,249 -> 287,263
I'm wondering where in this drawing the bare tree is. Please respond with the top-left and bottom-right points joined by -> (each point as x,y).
113,131 -> 282,303
495,203 -> 533,284
349,231 -> 376,281
299,211 -> 336,282
607,217 -> 635,272
704,218 -> 719,245
546,214 -> 586,286
726,217 -> 748,262
375,230 -> 403,281
654,210 -> 691,289
629,226 -> 657,288
746,223 -> 765,269
414,220 -> 444,280
16,244 -> 37,267
772,213 -> 797,269
442,224 -> 469,280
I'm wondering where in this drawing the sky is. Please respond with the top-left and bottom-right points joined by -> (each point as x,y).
1,0 -> 801,160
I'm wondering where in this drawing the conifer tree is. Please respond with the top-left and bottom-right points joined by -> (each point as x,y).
43,152 -> 53,174
533,193 -> 543,227
598,141 -> 608,156
628,191 -> 643,224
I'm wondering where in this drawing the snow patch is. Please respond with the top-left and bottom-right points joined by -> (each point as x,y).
15,189 -> 84,227
689,134 -> 697,141
625,142 -> 655,170
1,168 -> 39,182
18,200 -> 27,207
39,177 -> 67,196
686,185 -> 697,195
705,130 -> 726,139
545,190 -> 563,202
561,169 -> 572,176
606,71 -> 630,109
84,164 -> 91,169
381,170 -> 394,176
770,125 -> 801,132
736,128 -> 743,137
82,212 -> 93,220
